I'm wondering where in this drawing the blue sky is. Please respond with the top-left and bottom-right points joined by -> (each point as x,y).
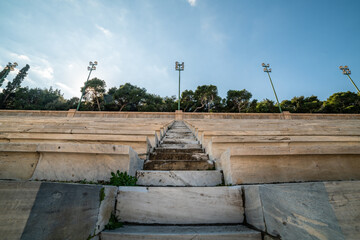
0,0 -> 359,101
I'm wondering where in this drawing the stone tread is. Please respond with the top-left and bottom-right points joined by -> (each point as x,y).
149,152 -> 209,161
101,225 -> 261,240
143,160 -> 215,171
136,170 -> 223,186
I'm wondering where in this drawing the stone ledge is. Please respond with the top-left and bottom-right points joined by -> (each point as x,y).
243,181 -> 360,240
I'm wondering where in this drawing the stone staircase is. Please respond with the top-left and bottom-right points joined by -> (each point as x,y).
101,121 -> 262,239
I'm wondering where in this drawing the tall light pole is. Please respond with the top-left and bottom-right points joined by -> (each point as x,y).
175,61 -> 184,110
262,63 -> 282,113
0,62 -> 18,85
339,65 -> 359,94
76,61 -> 98,111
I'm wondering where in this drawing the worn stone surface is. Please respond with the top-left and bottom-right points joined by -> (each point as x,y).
144,121 -> 215,171
325,181 -> 360,240
101,225 -> 261,240
0,181 -> 41,240
144,159 -> 214,171
244,181 -> 360,240
95,186 -> 118,235
243,185 -> 265,232
0,152 -> 39,180
31,144 -> 143,182
116,186 -> 244,224
136,170 -> 223,186
0,181 -> 104,240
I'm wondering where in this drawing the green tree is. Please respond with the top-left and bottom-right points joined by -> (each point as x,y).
256,99 -> 278,113
321,91 -> 360,113
225,89 -> 253,113
1,64 -> 30,108
80,78 -> 106,111
281,95 -> 322,113
112,83 -> 147,111
193,85 -> 222,112
162,96 -> 177,112
180,90 -> 196,112
0,67 -> 10,87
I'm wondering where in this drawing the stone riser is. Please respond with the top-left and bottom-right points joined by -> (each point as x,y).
136,170 -> 223,186
143,160 -> 214,170
101,225 -> 261,240
149,152 -> 208,161
116,186 -> 244,224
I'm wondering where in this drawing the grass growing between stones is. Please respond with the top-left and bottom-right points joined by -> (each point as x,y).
109,170 -> 137,186
105,213 -> 123,230
99,187 -> 105,202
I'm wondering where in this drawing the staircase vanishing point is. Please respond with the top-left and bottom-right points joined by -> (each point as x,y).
101,121 -> 262,239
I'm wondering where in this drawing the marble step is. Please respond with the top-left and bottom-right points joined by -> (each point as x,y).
158,143 -> 202,149
149,152 -> 208,161
116,186 -> 244,224
154,148 -> 204,154
136,170 -> 223,186
164,132 -> 194,138
101,225 -> 261,240
161,138 -> 199,144
143,159 -> 215,170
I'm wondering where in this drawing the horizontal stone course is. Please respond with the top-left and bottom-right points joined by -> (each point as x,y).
136,170 -> 223,186
0,143 -> 143,182
101,225 -> 261,240
116,186 -> 244,224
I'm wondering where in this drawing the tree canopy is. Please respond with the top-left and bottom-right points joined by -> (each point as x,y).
0,63 -> 359,113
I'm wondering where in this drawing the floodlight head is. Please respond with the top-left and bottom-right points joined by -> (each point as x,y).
268,68 -> 272,72
88,66 -> 91,71
94,61 -> 98,65
93,66 -> 96,70
89,61 -> 93,66
262,63 -> 266,67
339,66 -> 344,70
263,68 -> 267,72
13,62 -> 18,67
181,62 -> 184,69
348,70 -> 351,75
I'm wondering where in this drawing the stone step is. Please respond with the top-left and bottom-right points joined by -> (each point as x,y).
101,225 -> 261,240
154,148 -> 204,154
161,138 -> 199,145
136,170 -> 223,186
163,132 -> 194,138
116,186 -> 244,224
149,152 -> 208,161
158,143 -> 202,149
143,160 -> 215,170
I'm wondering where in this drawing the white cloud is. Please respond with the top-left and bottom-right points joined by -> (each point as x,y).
31,66 -> 54,80
187,0 -> 196,6
9,53 -> 30,61
96,25 -> 112,37
55,82 -> 79,97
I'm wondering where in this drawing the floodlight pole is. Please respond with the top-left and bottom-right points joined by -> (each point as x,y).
76,61 -> 98,111
347,75 -> 360,93
339,65 -> 359,94
175,61 -> 184,110
262,63 -> 282,113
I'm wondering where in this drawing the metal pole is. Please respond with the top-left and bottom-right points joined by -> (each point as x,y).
178,69 -> 181,110
267,71 -> 282,113
347,75 -> 360,94
76,68 -> 93,111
